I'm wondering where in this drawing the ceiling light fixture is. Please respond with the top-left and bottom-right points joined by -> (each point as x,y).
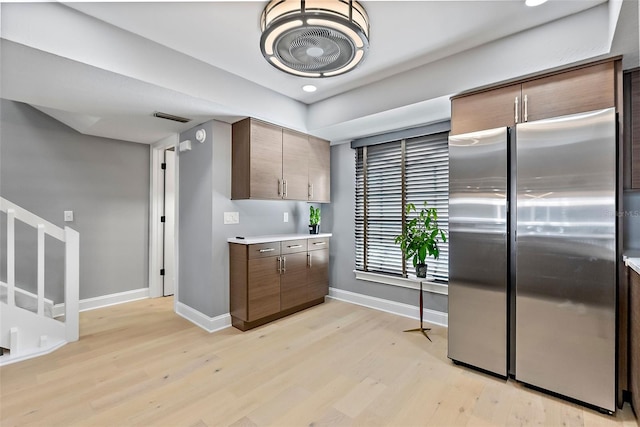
525,0 -> 549,6
260,0 -> 370,78
302,84 -> 317,92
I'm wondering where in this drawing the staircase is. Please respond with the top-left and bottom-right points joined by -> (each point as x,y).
0,197 -> 79,365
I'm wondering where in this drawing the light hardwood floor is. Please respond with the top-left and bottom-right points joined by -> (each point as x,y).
1,297 -> 637,427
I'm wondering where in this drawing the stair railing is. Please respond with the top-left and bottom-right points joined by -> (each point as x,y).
1,197 -> 79,342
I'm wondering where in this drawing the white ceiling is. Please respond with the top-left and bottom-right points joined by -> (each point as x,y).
1,0 -> 638,144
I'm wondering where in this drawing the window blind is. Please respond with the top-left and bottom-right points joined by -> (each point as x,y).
354,131 -> 449,282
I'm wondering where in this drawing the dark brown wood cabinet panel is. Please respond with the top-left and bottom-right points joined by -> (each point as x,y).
451,84 -> 521,135
308,136 -> 331,202
630,269 -> 640,415
232,118 -> 283,200
250,120 -> 283,200
631,70 -> 640,189
247,256 -> 281,321
247,242 -> 281,260
281,239 -> 307,255
308,249 -> 329,301
229,237 -> 330,330
232,118 -> 331,201
522,62 -> 615,123
281,253 -> 309,310
282,129 -> 309,200
229,243 -> 248,321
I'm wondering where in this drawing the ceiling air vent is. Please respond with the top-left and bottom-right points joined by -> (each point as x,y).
153,112 -> 192,123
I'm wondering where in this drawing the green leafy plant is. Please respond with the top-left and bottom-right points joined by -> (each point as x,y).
309,206 -> 321,226
394,202 -> 447,268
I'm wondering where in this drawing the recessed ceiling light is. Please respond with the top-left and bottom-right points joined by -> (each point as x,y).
525,0 -> 548,6
302,85 -> 317,93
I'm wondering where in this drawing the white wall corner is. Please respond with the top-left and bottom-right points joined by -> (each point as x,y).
328,287 -> 448,327
53,288 -> 150,317
175,301 -> 231,333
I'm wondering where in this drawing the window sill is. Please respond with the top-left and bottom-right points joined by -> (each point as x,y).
353,270 -> 448,295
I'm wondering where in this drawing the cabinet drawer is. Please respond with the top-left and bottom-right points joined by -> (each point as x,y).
282,239 -> 308,254
248,242 -> 281,259
308,237 -> 329,251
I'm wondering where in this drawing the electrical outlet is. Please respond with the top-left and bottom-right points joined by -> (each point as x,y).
223,212 -> 239,224
283,212 -> 289,223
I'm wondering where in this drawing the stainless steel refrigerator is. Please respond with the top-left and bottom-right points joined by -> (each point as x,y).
448,108 -> 617,412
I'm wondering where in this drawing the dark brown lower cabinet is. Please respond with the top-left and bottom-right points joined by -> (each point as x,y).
230,237 -> 330,331
630,268 -> 640,415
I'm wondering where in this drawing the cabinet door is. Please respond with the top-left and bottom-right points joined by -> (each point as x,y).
247,256 -> 281,321
631,270 -> 640,414
282,129 -> 309,200
250,120 -> 283,200
308,136 -> 331,202
308,248 -> 329,301
631,70 -> 640,189
280,252 -> 308,310
451,84 -> 521,135
522,62 -> 615,123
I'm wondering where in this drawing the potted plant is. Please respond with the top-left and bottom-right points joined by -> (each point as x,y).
395,202 -> 447,278
309,206 -> 320,234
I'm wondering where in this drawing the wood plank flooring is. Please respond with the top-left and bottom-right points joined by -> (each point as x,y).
1,297 -> 637,427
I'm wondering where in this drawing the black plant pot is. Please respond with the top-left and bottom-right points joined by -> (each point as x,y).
309,224 -> 320,234
416,263 -> 427,279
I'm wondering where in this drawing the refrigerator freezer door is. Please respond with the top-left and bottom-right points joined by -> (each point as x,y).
448,127 -> 508,377
516,108 -> 616,411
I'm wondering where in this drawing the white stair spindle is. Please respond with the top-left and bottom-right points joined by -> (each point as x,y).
7,209 -> 15,307
37,224 -> 45,316
10,327 -> 19,354
64,226 -> 80,342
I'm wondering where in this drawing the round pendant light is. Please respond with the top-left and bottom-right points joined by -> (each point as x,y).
260,0 -> 370,78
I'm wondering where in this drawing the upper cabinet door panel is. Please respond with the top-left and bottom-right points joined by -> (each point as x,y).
308,136 -> 331,202
282,129 -> 309,200
631,70 -> 640,189
250,120 -> 283,200
451,84 -> 521,135
522,62 -> 615,123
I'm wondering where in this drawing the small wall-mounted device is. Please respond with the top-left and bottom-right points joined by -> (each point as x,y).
195,129 -> 206,143
64,210 -> 74,222
179,139 -> 192,152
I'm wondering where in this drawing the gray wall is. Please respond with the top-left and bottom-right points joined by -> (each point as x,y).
324,142 -> 448,313
0,100 -> 149,302
178,120 -> 314,318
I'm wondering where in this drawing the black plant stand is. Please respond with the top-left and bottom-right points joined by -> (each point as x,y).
404,280 -> 431,341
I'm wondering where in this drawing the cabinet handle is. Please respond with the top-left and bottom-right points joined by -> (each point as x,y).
259,248 -> 275,253
278,179 -> 282,196
524,94 -> 528,122
282,256 -> 286,273
288,244 -> 303,249
309,184 -> 314,199
313,241 -> 326,246
514,96 -> 519,123
308,253 -> 312,267
283,180 -> 288,197
277,256 -> 282,273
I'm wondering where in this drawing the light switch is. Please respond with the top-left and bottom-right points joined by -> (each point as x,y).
224,212 -> 239,224
283,212 -> 289,223
64,211 -> 74,222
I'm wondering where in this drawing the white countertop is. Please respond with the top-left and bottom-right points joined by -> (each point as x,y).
227,233 -> 332,245
623,251 -> 640,275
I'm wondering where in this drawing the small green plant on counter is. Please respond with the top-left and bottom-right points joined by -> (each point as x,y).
310,206 -> 321,226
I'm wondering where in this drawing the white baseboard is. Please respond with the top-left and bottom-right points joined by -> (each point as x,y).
53,288 -> 150,318
175,302 -> 231,333
0,339 -> 67,367
328,287 -> 448,327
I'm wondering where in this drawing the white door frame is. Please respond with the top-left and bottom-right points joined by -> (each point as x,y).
149,134 -> 179,300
